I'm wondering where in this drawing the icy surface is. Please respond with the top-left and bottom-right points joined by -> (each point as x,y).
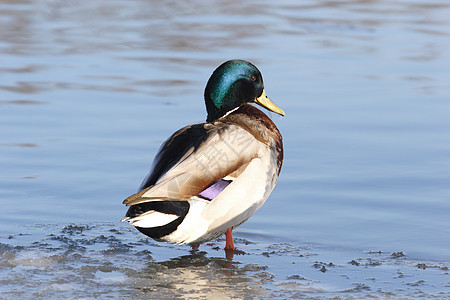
1,224 -> 448,298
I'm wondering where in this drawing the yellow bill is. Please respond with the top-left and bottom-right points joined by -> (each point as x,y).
254,89 -> 285,116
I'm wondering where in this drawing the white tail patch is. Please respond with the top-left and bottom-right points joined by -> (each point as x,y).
126,211 -> 178,228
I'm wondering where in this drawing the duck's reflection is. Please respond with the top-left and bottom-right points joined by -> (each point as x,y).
131,249 -> 269,298
224,248 -> 234,268
160,248 -> 237,271
159,250 -> 214,268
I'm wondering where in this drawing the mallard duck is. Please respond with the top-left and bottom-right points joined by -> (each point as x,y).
122,59 -> 284,250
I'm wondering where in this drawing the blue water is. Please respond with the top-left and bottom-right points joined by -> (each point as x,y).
1,0 -> 449,298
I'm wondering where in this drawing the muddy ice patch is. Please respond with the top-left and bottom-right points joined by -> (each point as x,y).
0,223 -> 449,299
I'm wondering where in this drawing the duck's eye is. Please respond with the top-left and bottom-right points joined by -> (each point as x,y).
250,75 -> 256,82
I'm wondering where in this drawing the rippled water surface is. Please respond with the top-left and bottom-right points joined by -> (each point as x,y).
1,0 -> 450,298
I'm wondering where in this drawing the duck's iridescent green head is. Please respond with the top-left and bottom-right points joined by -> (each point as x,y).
204,59 -> 285,122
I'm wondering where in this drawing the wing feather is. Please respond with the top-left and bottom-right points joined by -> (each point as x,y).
123,122 -> 261,206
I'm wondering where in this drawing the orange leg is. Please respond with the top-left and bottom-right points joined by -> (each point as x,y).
224,227 -> 235,250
